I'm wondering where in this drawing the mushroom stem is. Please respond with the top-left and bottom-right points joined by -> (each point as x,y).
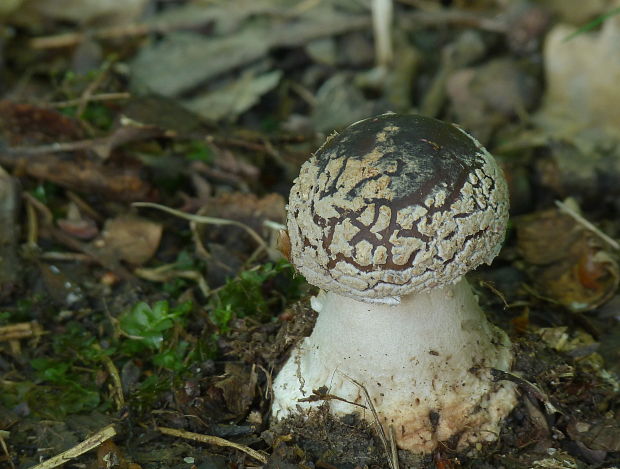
272,279 -> 517,453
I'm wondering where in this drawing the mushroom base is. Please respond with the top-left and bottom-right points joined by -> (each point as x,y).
271,279 -> 517,453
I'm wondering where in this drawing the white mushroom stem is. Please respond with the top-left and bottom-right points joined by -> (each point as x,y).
272,279 -> 517,453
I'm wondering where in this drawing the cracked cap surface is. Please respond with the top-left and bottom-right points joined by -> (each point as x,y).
287,113 -> 509,304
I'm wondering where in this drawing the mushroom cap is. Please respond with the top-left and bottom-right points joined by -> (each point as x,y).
287,113 -> 509,304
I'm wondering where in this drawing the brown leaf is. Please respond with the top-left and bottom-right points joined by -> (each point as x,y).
0,165 -> 21,299
96,215 -> 162,265
215,362 -> 257,418
97,439 -> 135,469
567,418 -> 620,452
516,207 -> 619,311
0,100 -> 85,145
0,101 -> 160,201
57,218 -> 99,240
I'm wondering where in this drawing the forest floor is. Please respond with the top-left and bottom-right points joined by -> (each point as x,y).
0,0 -> 619,468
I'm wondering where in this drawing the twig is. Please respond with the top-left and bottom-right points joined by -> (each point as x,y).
400,7 -> 507,33
76,61 -> 112,118
46,92 -> 131,109
256,364 -> 273,400
555,199 -> 620,250
298,386 -> 368,408
389,425 -> 398,469
30,424 -> 117,469
134,265 -> 210,297
0,431 -> 15,469
5,139 -> 104,155
39,252 -> 94,262
30,24 -> 153,49
478,280 -> 509,309
92,343 -> 125,410
157,426 -> 267,464
0,322 -> 43,342
490,368 -> 560,415
2,147 -> 156,200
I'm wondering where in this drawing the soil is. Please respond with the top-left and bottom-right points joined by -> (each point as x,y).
0,1 -> 619,468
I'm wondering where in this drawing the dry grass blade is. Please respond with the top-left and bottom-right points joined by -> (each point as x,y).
133,202 -> 268,251
92,343 -> 125,409
0,431 -> 15,469
340,373 -> 399,469
134,264 -> 210,297
30,424 -> 117,469
555,199 -> 620,250
46,92 -> 131,109
490,368 -> 559,415
0,322 -> 43,342
157,426 -> 267,464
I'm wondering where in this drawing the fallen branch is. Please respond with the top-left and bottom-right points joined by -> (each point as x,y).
0,322 -> 43,342
0,153 -> 157,202
30,424 -> 117,469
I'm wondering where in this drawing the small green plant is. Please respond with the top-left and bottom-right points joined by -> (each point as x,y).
210,259 -> 304,330
31,182 -> 60,205
184,140 -> 213,163
28,357 -> 102,417
119,300 -> 191,349
120,300 -> 187,349
564,7 -> 620,42
119,300 -> 195,371
162,250 -> 203,296
2,323 -> 110,420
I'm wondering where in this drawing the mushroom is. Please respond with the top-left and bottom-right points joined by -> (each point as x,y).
272,113 -> 517,453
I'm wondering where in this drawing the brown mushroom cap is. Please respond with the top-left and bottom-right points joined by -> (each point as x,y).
287,113 -> 509,303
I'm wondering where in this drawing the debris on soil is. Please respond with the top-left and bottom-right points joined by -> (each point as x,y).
515,201 -> 620,312
0,0 -> 619,468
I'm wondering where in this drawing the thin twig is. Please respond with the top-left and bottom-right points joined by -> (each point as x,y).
92,343 -> 125,410
6,139 -> 106,155
46,92 -> 131,109
490,369 -> 559,415
0,431 -> 15,469
76,61 -> 112,117
389,425 -> 399,469
30,24 -> 153,49
30,424 -> 117,469
0,322 -> 43,342
39,252 -> 94,262
478,280 -> 509,309
400,7 -> 507,33
298,387 -> 368,408
157,426 -> 268,464
134,265 -> 210,297
555,199 -> 620,250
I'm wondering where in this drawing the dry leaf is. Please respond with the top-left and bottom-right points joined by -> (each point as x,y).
536,14 -> 620,137
516,208 -> 619,311
97,215 -> 162,265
